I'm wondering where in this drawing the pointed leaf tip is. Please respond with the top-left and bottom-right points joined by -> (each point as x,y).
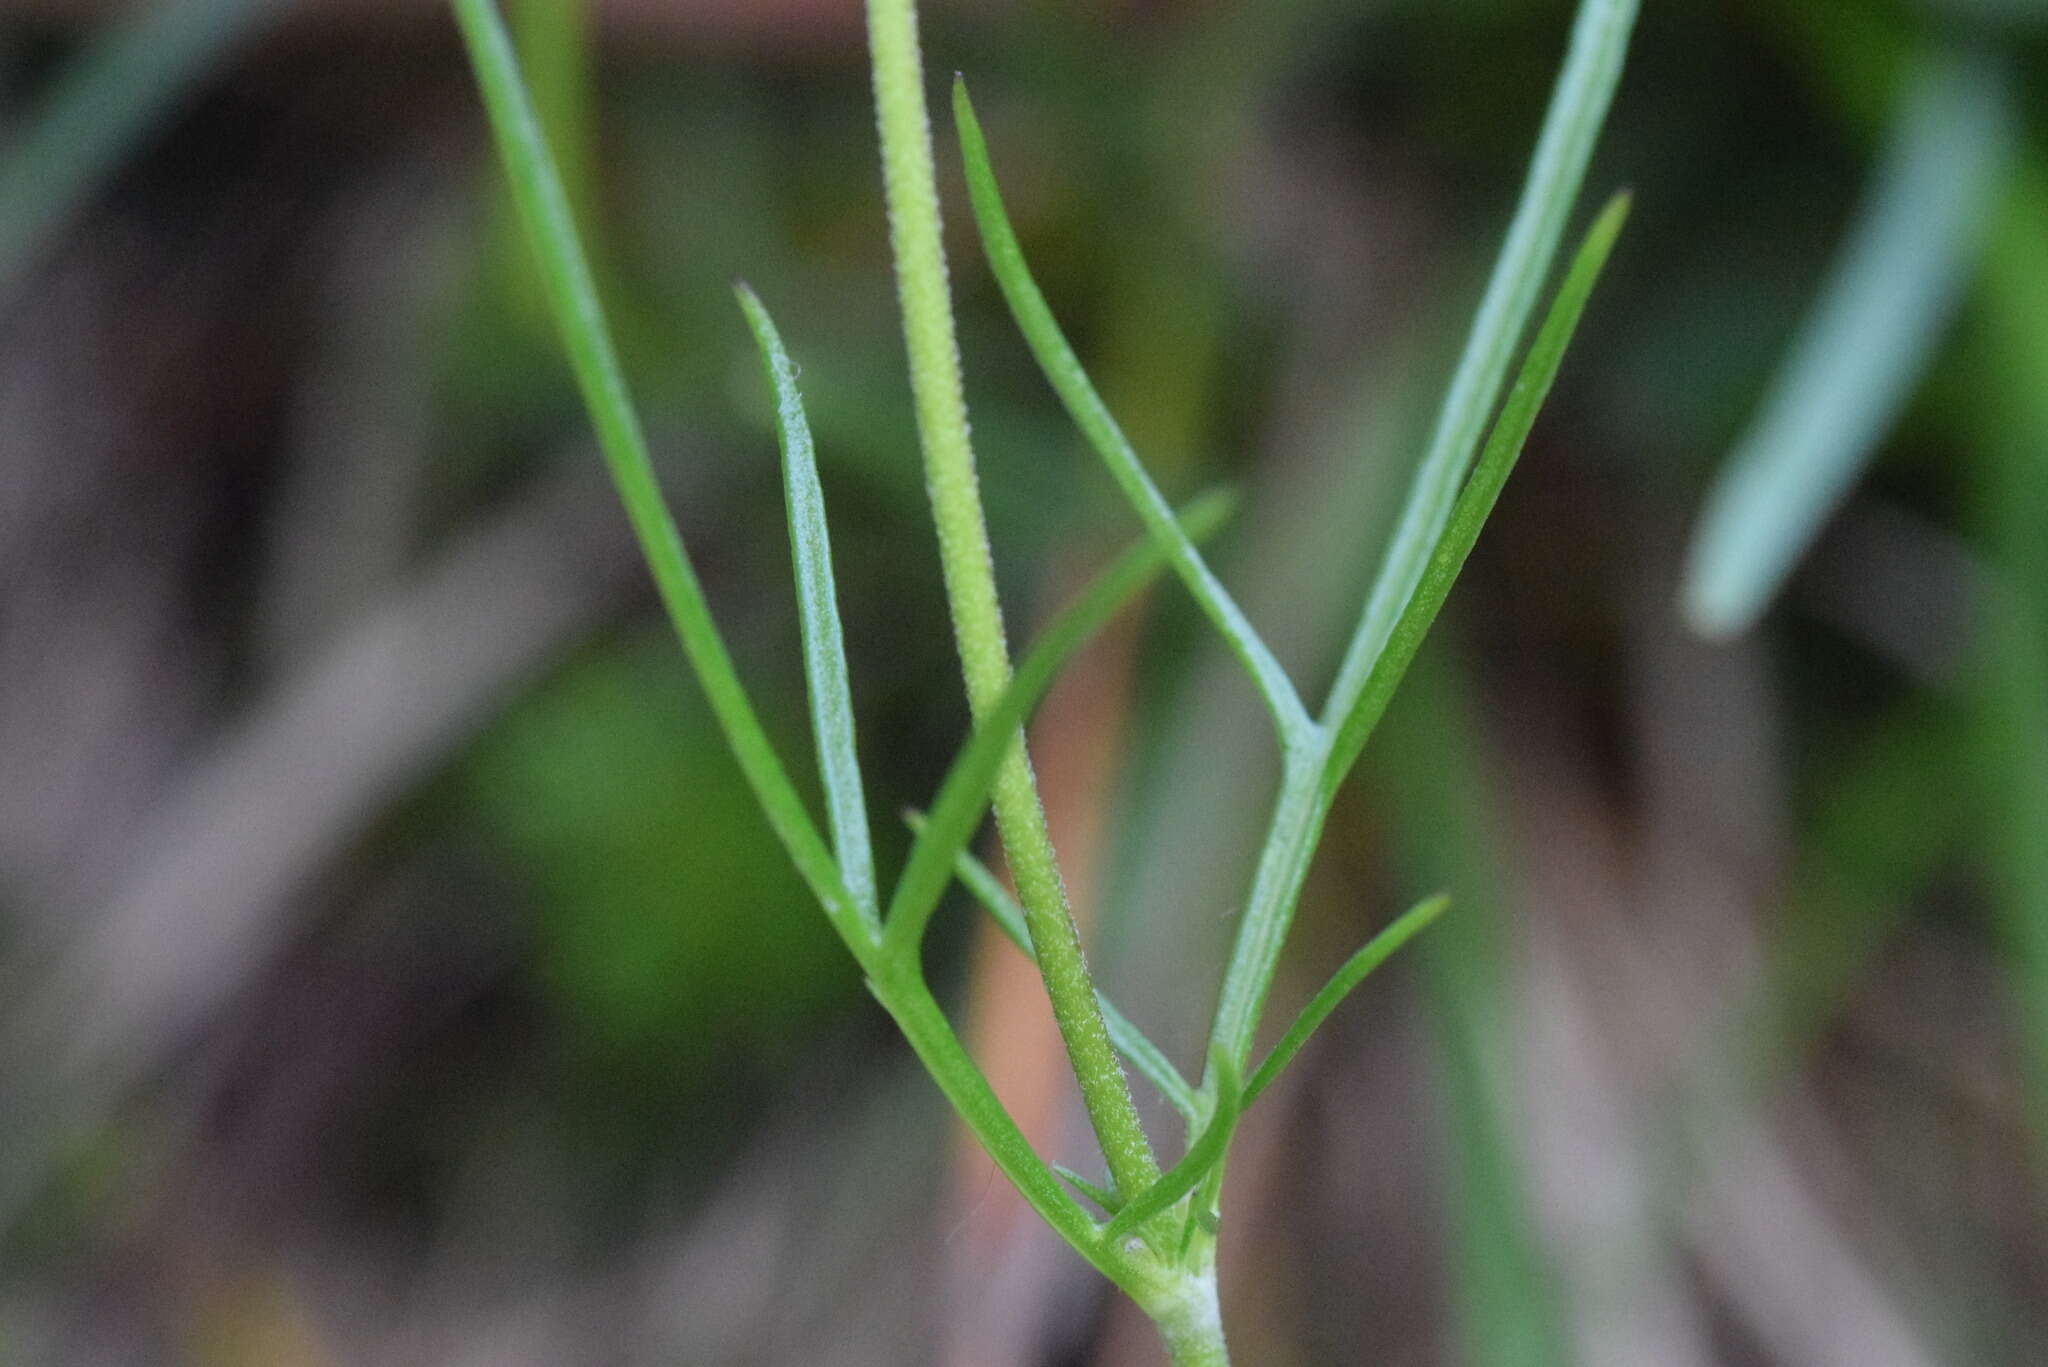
1243,893 -> 1449,1106
740,286 -> 881,933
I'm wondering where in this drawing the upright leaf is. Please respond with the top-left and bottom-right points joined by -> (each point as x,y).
1326,194 -> 1631,794
451,0 -> 862,948
738,285 -> 880,933
1322,0 -> 1638,733
954,80 -> 1313,748
1241,895 -> 1449,1106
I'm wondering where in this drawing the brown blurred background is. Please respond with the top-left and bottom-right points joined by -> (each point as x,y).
2,0 -> 2046,1363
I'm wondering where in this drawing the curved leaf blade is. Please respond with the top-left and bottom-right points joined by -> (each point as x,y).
954,79 -> 1313,748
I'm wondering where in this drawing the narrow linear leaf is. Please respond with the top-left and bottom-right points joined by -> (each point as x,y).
954,79 -> 1313,747
0,0 -> 275,292
451,0 -> 863,949
1681,50 -> 2015,638
1102,1049 -> 1242,1244
737,284 -> 881,933
908,811 -> 1200,1120
884,490 -> 1236,961
1322,0 -> 1637,732
1053,1162 -> 1124,1215
1243,895 -> 1449,1106
1326,194 -> 1630,794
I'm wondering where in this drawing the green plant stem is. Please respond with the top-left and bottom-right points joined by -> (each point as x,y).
1207,746 -> 1333,1065
1147,1272 -> 1229,1367
863,0 -> 1160,1202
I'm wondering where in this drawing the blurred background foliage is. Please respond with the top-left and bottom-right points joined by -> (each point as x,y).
1,0 -> 2045,1363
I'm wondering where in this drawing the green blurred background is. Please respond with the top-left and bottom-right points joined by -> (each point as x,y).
1,0 -> 2044,1362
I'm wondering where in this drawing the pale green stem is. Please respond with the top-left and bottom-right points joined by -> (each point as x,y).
1208,745 -> 1335,1066
1148,1269 -> 1230,1367
862,0 -> 1160,1201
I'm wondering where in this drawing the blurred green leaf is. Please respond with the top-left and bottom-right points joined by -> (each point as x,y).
468,642 -> 845,1069
0,0 -> 274,292
1371,643 -> 1571,1367
1681,49 -> 2016,639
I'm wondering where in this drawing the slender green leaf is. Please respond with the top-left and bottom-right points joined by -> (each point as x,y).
884,490 -> 1236,962
908,811 -> 1200,1120
451,0 -> 864,950
1681,50 -> 2015,638
0,0 -> 275,293
1053,1162 -> 1125,1215
737,284 -> 880,933
1325,194 -> 1630,795
1102,1049 -> 1242,1244
1242,895 -> 1448,1106
954,79 -> 1314,749
1321,0 -> 1637,733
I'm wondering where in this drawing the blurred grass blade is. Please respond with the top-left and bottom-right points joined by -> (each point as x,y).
1101,1049 -> 1241,1243
1053,1162 -> 1125,1214
1979,166 -> 2048,1153
1682,50 -> 2016,639
1322,0 -> 1636,735
0,0 -> 275,293
884,490 -> 1236,962
1326,195 -> 1630,793
737,284 -> 880,932
908,812 -> 1199,1120
1372,645 -> 1572,1367
954,79 -> 1314,748
450,0 -> 865,948
1242,894 -> 1448,1106
1715,703 -> 1964,1101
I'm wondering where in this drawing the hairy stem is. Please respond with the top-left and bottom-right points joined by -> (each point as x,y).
862,0 -> 1160,1200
